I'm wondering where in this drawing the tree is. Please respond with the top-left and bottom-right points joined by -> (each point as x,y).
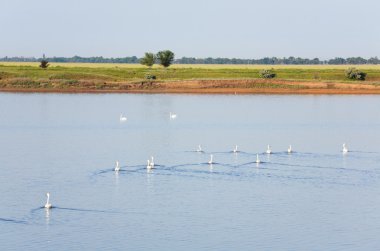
140,52 -> 155,67
156,50 -> 175,68
39,54 -> 49,69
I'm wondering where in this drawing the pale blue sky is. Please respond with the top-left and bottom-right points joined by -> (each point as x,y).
1,0 -> 379,59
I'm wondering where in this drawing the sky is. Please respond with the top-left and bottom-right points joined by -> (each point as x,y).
1,0 -> 380,59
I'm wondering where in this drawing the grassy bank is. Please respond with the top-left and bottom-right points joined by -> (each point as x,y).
1,62 -> 380,93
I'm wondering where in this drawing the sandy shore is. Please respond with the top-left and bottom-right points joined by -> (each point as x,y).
1,79 -> 380,94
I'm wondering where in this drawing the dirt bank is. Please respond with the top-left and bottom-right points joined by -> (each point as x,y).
1,79 -> 380,94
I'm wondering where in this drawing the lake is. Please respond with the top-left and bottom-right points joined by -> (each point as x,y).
1,93 -> 380,250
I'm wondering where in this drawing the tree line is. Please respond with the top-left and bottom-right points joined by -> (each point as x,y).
176,56 -> 380,65
1,55 -> 379,65
0,55 -> 140,63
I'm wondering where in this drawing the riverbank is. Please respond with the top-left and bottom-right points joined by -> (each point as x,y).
1,63 -> 380,94
1,79 -> 380,94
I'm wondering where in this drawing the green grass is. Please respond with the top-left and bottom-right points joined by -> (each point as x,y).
1,63 -> 380,88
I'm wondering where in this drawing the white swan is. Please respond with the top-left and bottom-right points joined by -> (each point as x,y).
169,112 -> 177,119
208,154 -> 214,164
196,144 -> 202,152
233,145 -> 238,153
342,143 -> 348,153
288,145 -> 292,154
146,159 -> 152,169
256,154 -> 261,164
120,114 -> 127,122
150,156 -> 155,168
266,145 -> 272,154
44,193 -> 52,209
114,160 -> 120,172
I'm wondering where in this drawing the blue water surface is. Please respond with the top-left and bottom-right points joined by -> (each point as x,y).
0,93 -> 380,250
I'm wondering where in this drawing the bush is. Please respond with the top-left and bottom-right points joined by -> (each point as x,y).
39,59 -> 49,69
345,68 -> 366,81
259,69 -> 276,79
145,74 -> 156,80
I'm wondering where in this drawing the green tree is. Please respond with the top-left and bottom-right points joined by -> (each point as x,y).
156,50 -> 175,68
140,52 -> 155,67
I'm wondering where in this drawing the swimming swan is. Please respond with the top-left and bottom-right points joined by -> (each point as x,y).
147,160 -> 152,169
169,112 -> 177,119
114,161 -> 120,172
150,156 -> 154,168
196,145 -> 202,152
233,145 -> 238,153
342,143 -> 348,153
208,154 -> 214,164
266,145 -> 272,154
256,154 -> 261,164
120,114 -> 127,122
288,145 -> 292,154
44,193 -> 52,209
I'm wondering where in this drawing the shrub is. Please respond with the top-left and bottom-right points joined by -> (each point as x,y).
259,69 -> 276,79
40,59 -> 49,69
145,74 -> 156,80
345,68 -> 366,81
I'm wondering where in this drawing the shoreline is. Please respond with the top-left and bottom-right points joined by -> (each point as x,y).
1,79 -> 380,95
2,88 -> 380,95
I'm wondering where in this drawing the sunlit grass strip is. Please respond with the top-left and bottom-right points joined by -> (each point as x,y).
1,63 -> 380,86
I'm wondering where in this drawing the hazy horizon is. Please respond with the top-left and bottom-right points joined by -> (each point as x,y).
2,0 -> 380,59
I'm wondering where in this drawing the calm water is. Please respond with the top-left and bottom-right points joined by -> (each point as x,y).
1,93 -> 380,250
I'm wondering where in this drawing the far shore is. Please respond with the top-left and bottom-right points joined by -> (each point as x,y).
1,63 -> 380,94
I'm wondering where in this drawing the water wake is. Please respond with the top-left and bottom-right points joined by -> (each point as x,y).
0,217 -> 27,224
